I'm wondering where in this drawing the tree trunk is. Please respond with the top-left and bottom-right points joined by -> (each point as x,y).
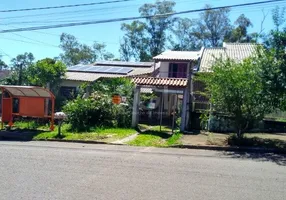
18,64 -> 23,85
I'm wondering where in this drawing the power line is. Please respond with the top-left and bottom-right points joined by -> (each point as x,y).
0,48 -> 12,58
0,0 -> 284,33
9,32 -> 59,48
3,1 -> 284,26
0,3 -> 141,21
0,36 -> 60,48
0,0 -> 136,13
2,24 -> 120,45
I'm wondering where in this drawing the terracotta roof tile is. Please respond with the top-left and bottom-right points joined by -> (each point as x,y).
132,77 -> 188,87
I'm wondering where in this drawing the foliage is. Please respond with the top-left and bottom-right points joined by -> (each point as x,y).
259,29 -> 286,110
193,5 -> 231,47
120,0 -> 175,61
27,58 -> 66,90
140,93 -> 157,104
169,17 -> 202,51
272,6 -> 286,31
199,112 -> 209,130
6,52 -> 34,85
63,93 -> 115,131
198,58 -> 270,137
224,14 -> 255,43
228,133 -> 286,150
0,56 -> 7,70
64,78 -> 134,131
59,33 -> 114,66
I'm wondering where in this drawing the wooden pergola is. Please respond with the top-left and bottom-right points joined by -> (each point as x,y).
0,85 -> 55,131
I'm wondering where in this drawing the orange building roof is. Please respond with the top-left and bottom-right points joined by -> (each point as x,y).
0,85 -> 54,98
132,77 -> 188,87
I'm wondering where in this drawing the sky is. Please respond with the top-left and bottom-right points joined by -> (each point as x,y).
0,0 -> 285,65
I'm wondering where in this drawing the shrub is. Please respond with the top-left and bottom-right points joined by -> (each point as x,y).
63,92 -> 115,132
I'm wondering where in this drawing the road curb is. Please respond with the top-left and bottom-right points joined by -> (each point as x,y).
34,139 -> 124,146
33,139 -> 286,154
172,144 -> 286,154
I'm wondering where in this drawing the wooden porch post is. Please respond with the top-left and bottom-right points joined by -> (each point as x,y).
132,86 -> 140,128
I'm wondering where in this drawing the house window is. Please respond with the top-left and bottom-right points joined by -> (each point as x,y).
169,63 -> 188,78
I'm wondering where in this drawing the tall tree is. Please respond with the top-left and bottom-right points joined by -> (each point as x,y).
199,58 -> 270,137
272,6 -> 286,31
169,17 -> 202,50
59,33 -> 114,66
120,0 -> 175,61
258,29 -> 286,110
193,5 -> 231,47
27,58 -> 66,91
224,14 -> 255,43
8,52 -> 34,85
120,21 -> 149,61
0,56 -> 7,70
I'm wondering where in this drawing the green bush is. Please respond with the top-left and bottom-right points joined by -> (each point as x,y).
63,78 -> 134,132
63,91 -> 133,132
63,92 -> 116,132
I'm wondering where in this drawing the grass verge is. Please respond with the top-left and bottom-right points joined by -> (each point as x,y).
128,130 -> 182,147
228,134 -> 286,150
15,123 -> 138,142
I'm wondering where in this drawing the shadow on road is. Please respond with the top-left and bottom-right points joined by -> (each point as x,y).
223,151 -> 286,166
0,130 -> 47,141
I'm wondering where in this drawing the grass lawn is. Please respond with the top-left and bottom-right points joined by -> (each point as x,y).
12,121 -> 137,142
128,125 -> 182,147
34,126 -> 137,142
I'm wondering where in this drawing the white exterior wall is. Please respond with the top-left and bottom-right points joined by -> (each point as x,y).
159,62 -> 169,77
60,80 -> 85,88
159,61 -> 191,78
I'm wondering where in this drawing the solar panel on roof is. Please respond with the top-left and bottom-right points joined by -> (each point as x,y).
86,67 -> 104,72
95,61 -> 153,67
68,65 -> 91,71
68,66 -> 80,70
68,65 -> 133,75
118,68 -> 133,74
100,67 -> 113,72
104,67 -> 122,73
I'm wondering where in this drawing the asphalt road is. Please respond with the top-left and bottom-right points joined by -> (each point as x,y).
0,141 -> 285,200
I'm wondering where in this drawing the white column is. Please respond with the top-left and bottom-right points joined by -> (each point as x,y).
132,86 -> 140,128
180,87 -> 188,132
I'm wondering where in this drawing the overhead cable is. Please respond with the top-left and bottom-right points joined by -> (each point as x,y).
0,0 -> 135,13
0,0 -> 284,33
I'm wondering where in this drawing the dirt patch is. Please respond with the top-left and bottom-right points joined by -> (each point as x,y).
181,132 -> 286,148
181,132 -> 228,146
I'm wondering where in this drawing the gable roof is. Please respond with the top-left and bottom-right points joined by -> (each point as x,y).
199,43 -> 256,72
153,50 -> 200,61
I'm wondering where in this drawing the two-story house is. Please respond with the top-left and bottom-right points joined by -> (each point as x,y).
131,51 -> 201,132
